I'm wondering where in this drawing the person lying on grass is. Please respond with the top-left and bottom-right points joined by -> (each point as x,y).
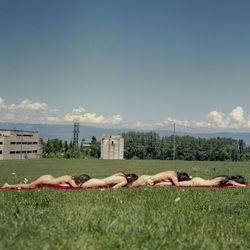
2,174 -> 90,189
127,171 -> 190,187
153,174 -> 247,187
127,171 -> 247,187
80,172 -> 134,188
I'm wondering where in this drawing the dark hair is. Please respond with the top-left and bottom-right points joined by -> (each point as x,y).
125,173 -> 138,183
214,176 -> 230,186
229,175 -> 245,184
177,172 -> 191,181
74,174 -> 91,186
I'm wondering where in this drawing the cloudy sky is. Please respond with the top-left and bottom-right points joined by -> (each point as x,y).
0,0 -> 250,132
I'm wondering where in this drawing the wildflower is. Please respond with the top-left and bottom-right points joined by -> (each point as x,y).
190,176 -> 193,179
37,190 -> 40,192
175,197 -> 180,202
12,172 -> 16,176
24,178 -> 28,184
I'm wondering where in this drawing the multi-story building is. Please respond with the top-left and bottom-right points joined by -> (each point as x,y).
0,130 -> 43,160
101,134 -> 124,160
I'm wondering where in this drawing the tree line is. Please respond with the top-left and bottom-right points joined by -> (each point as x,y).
123,131 -> 250,161
42,131 -> 250,161
42,136 -> 100,159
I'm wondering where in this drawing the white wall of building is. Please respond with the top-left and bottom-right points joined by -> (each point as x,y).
0,130 -> 42,160
101,134 -> 124,160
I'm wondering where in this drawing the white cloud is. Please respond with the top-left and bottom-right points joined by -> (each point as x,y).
195,106 -> 250,130
18,99 -> 48,110
229,106 -> 244,123
164,118 -> 190,127
0,97 -> 124,126
133,121 -> 166,130
72,107 -> 86,114
0,97 -> 60,124
206,110 -> 228,128
0,97 -> 7,109
0,97 -> 250,131
8,99 -> 48,111
133,106 -> 250,131
134,121 -> 151,129
194,121 -> 212,128
46,117 -> 60,122
63,109 -> 123,125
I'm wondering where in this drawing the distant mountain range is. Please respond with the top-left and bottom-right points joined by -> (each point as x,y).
0,122 -> 250,145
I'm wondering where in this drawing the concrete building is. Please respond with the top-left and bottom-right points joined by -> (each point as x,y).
101,134 -> 124,160
0,130 -> 43,160
81,140 -> 91,150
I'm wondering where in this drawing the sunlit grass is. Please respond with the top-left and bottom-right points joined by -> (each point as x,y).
0,159 -> 249,249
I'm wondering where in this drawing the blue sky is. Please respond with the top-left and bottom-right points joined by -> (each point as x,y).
0,0 -> 250,132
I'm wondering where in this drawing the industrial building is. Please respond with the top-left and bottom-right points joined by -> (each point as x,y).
0,129 -> 43,160
101,134 -> 124,160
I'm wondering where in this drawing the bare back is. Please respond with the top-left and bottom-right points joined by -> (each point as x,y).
131,175 -> 152,187
178,176 -> 227,187
151,171 -> 179,186
81,172 -> 128,188
2,174 -> 77,189
131,171 -> 179,187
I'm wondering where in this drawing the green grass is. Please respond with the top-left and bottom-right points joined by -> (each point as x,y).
0,159 -> 250,249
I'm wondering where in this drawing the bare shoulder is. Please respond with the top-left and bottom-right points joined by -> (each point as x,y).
153,171 -> 176,179
57,175 -> 72,181
138,175 -> 151,180
164,170 -> 177,176
113,172 -> 125,177
157,170 -> 177,175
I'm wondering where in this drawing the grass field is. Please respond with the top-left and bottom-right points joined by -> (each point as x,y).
0,159 -> 250,249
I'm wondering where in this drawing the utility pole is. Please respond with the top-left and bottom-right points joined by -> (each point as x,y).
20,130 -> 23,165
173,123 -> 176,161
73,122 -> 79,149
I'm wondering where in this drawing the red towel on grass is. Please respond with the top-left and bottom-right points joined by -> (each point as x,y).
0,183 -> 249,190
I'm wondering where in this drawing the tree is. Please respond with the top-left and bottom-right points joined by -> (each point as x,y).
90,136 -> 100,158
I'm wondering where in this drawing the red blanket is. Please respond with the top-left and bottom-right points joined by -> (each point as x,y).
0,183 -> 249,190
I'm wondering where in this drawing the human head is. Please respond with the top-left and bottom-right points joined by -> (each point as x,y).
230,175 -> 245,184
125,173 -> 138,183
74,174 -> 91,186
177,172 -> 191,181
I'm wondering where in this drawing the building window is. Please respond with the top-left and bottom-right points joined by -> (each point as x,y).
0,150 -> 2,154
33,150 -> 37,153
0,141 -> 3,145
17,134 -> 33,137
12,141 -> 37,145
10,151 -> 15,154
